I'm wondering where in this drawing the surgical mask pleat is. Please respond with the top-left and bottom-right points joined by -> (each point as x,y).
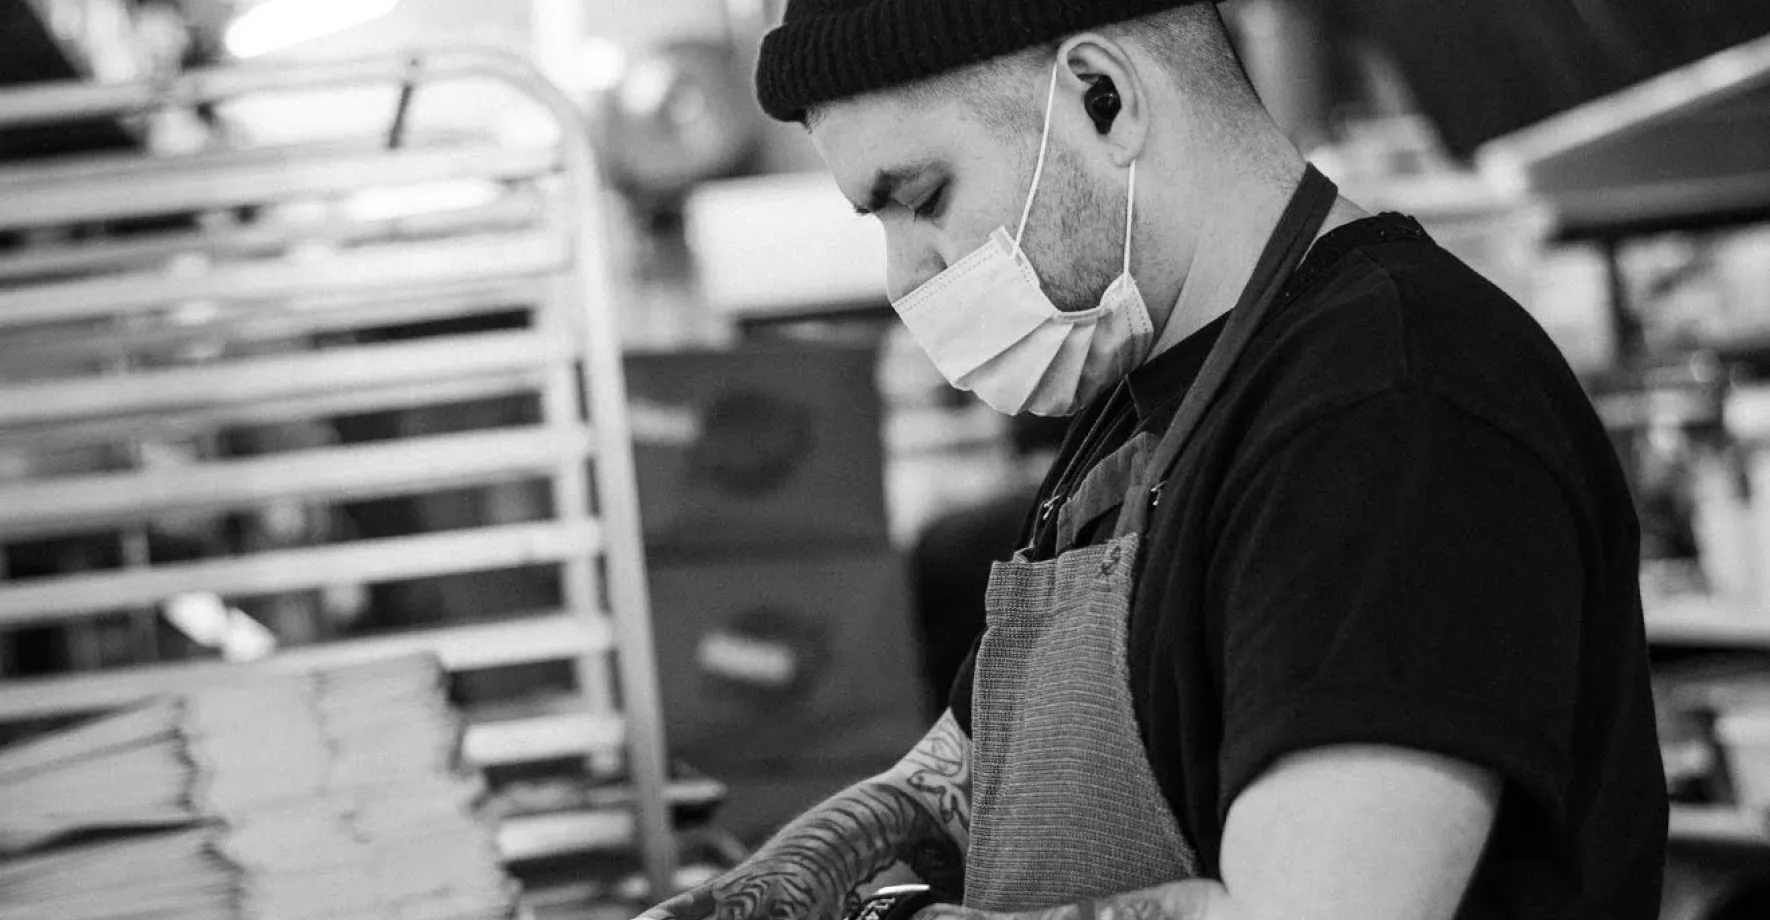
1024,319 -> 1097,417
957,319 -> 1070,414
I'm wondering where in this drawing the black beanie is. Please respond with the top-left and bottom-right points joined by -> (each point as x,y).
755,0 -> 1203,123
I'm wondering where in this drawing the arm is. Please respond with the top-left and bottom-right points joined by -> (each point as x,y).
640,710 -> 972,920
1217,745 -> 1497,920
927,394 -> 1566,920
920,745 -> 1495,920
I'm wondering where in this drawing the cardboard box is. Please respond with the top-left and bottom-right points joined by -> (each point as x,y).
624,344 -> 888,555
648,551 -> 927,774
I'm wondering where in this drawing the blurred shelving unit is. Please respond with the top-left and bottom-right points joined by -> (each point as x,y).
1647,594 -> 1770,849
1648,598 -> 1770,650
1669,804 -> 1770,848
0,50 -> 682,899
1477,31 -> 1770,243
1472,34 -> 1770,869
1477,32 -> 1770,362
1645,591 -> 1770,849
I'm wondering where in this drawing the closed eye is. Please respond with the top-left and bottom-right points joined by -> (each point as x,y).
913,182 -> 947,222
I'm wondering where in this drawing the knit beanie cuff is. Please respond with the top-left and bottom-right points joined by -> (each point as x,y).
755,0 -> 1202,123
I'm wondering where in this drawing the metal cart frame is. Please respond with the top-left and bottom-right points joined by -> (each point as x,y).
0,49 -> 677,896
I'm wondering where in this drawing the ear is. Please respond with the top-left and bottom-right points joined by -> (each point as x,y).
1056,33 -> 1150,169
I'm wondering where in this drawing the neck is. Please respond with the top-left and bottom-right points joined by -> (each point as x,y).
1146,142 -> 1366,355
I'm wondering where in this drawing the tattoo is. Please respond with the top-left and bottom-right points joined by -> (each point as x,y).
644,784 -> 964,920
766,782 -> 966,898
643,717 -> 971,920
1113,898 -> 1171,920
900,711 -> 972,839
1103,895 -> 1173,920
919,907 -> 984,920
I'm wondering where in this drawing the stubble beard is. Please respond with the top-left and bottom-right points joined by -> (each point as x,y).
1018,139 -> 1125,314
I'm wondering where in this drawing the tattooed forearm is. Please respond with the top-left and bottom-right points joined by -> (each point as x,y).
638,716 -> 971,920
764,782 -> 966,897
897,710 -> 972,843
645,780 -> 961,920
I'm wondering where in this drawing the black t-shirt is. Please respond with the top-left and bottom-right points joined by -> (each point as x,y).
949,214 -> 1666,919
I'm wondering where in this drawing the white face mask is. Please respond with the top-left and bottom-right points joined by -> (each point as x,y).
891,60 -> 1154,417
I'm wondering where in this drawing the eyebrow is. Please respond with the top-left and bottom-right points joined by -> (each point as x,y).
852,161 -> 936,216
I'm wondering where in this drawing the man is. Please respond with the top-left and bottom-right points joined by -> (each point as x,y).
641,2 -> 1666,919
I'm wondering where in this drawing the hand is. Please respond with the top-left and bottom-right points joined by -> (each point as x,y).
636,854 -> 852,920
913,879 -> 1242,920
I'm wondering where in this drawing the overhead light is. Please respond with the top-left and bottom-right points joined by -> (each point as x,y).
225,0 -> 402,59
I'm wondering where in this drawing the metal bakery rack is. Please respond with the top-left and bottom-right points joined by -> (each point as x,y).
0,50 -> 679,897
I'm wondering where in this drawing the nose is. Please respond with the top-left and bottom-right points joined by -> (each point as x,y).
885,231 -> 947,305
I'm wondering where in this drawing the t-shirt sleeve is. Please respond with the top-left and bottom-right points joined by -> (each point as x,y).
949,633 -> 982,736
1210,389 -> 1582,825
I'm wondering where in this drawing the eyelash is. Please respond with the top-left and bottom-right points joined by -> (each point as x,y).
913,184 -> 946,221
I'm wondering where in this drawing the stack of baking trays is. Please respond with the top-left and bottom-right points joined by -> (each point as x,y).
0,653 -> 521,920
0,51 -> 694,908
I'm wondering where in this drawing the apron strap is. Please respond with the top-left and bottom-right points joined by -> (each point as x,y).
1116,165 -> 1339,538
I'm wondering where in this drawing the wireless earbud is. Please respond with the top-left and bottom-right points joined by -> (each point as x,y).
1083,76 -> 1121,134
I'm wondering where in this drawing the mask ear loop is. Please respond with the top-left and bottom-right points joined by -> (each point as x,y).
1122,159 -> 1136,277
1012,58 -> 1063,255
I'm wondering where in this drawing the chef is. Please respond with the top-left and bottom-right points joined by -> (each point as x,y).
640,2 -> 1666,919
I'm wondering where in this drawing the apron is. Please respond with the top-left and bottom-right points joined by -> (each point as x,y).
965,167 -> 1340,912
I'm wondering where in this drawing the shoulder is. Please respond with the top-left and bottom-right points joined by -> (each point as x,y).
1222,221 -> 1610,506
1237,220 -> 1564,418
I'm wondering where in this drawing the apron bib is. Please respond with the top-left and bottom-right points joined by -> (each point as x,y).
965,167 -> 1339,912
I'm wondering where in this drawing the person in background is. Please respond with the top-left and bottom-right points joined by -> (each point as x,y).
641,2 -> 1665,919
909,414 -> 1068,715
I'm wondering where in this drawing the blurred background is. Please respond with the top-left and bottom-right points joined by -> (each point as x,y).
0,2 -> 1766,919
